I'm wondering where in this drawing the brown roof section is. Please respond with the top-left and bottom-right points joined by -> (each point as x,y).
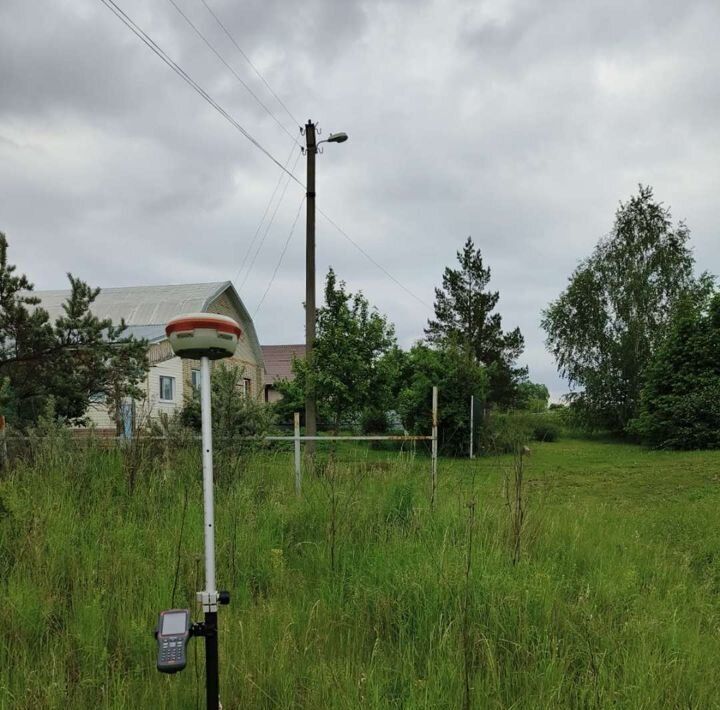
262,344 -> 306,384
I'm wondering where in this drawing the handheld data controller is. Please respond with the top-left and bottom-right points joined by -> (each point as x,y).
156,609 -> 191,673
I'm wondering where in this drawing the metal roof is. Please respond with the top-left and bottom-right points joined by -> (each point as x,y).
123,325 -> 167,343
261,344 -> 306,383
30,281 -> 265,368
31,282 -> 230,325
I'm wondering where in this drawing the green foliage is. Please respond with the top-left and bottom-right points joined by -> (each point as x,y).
480,411 -> 560,453
181,363 -> 274,479
426,236 -> 527,407
5,439 -> 720,707
0,232 -> 148,428
360,407 -> 390,435
277,268 -> 397,432
398,343 -> 488,456
529,413 -> 560,442
631,292 -> 720,449
516,381 -> 550,412
272,368 -> 304,427
542,186 -> 704,433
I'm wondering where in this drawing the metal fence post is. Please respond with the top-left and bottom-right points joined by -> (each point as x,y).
431,386 -> 438,508
0,416 -> 6,472
293,412 -> 302,496
469,395 -> 475,459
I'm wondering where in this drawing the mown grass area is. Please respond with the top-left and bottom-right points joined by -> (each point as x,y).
2,436 -> 720,708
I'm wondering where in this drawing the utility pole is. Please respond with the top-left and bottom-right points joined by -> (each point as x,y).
304,120 -> 318,452
302,120 -> 347,455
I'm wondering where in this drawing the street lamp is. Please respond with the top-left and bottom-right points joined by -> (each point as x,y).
303,120 -> 348,451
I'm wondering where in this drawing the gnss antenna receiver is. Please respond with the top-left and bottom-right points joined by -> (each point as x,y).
155,313 -> 242,710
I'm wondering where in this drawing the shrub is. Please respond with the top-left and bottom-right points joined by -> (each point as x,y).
530,415 -> 560,442
479,411 -> 560,453
180,363 -> 274,479
360,407 -> 389,435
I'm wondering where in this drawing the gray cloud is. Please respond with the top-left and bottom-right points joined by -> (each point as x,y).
1,0 -> 718,401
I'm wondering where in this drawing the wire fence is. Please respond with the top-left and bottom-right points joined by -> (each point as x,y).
0,388 -> 441,503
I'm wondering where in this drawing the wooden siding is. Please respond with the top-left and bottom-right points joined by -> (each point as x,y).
83,356 -> 185,430
207,292 -> 264,399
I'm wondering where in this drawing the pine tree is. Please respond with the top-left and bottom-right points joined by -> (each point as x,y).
425,236 -> 526,407
0,232 -> 149,427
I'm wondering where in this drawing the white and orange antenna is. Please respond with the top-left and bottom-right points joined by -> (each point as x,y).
166,312 -> 242,360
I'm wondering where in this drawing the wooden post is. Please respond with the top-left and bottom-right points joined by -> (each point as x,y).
293,412 -> 302,496
431,386 -> 438,508
469,395 -> 475,459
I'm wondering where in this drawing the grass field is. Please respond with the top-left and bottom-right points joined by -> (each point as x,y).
2,435 -> 720,708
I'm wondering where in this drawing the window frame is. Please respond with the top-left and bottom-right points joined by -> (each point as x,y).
159,375 -> 175,402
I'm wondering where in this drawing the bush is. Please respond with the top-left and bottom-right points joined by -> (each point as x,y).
398,343 -> 488,456
479,411 -> 560,453
531,414 -> 560,442
180,363 -> 274,479
360,408 -> 389,435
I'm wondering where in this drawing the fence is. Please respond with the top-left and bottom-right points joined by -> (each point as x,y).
0,386 -> 441,502
265,386 -> 439,501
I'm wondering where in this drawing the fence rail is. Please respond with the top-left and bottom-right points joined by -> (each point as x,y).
2,387 -> 440,500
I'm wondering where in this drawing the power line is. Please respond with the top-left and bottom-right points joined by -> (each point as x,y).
199,0 -> 300,128
99,0 -> 430,313
98,0 -> 303,187
254,195 -> 306,315
316,205 -> 433,310
239,148 -> 303,290
166,0 -> 299,145
233,142 -> 297,283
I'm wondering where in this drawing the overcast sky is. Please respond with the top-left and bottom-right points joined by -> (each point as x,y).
1,0 -> 718,399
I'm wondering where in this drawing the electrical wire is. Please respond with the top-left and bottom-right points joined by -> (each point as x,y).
198,0 -> 300,128
239,148 -> 303,290
233,142 -> 297,284
254,194 -> 306,315
98,0 -> 303,187
316,205 -> 433,309
99,0 -> 430,312
166,0 -> 299,145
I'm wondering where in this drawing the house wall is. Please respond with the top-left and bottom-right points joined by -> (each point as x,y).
84,346 -> 185,431
81,287 -> 265,431
145,356 -> 184,421
265,385 -> 283,404
207,293 -> 264,399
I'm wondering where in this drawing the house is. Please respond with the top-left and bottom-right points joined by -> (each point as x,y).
261,344 -> 305,403
32,281 -> 265,431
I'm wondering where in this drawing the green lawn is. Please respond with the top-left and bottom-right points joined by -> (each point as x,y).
2,437 -> 720,708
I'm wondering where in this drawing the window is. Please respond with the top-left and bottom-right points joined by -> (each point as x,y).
191,368 -> 201,391
159,375 -> 175,402
243,378 -> 252,398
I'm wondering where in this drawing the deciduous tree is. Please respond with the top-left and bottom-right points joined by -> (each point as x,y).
398,343 -> 488,456
276,268 -> 397,433
542,186 -> 701,432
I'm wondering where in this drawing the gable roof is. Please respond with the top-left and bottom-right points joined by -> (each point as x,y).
31,281 -> 264,368
261,344 -> 306,384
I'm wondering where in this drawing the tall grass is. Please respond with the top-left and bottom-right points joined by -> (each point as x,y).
2,436 -> 720,707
